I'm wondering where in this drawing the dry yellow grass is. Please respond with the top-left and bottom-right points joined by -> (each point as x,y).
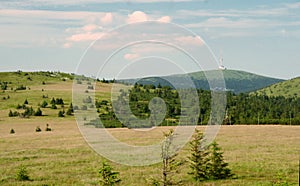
0,119 -> 299,185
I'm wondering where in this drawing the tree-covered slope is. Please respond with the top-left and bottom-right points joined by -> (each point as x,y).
120,69 -> 283,94
255,76 -> 300,98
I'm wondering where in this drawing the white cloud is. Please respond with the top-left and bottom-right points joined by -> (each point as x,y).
66,32 -> 105,42
124,53 -> 140,61
174,36 -> 204,46
157,16 -> 171,23
101,13 -> 113,25
127,11 -> 149,24
82,24 -> 99,32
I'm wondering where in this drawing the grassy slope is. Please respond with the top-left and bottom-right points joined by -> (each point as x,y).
256,76 -> 300,98
0,71 -> 299,185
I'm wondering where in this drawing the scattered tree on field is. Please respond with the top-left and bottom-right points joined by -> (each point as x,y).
188,129 -> 210,181
98,161 -> 121,186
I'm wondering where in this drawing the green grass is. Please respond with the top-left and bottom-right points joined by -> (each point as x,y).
0,71 -> 299,185
256,76 -> 300,98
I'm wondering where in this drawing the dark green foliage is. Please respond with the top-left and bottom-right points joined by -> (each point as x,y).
66,103 -> 74,115
206,141 -> 233,180
45,124 -> 51,131
0,81 -> 8,90
16,85 -> 26,91
16,166 -> 30,181
51,104 -> 57,109
81,105 -> 87,110
10,128 -> 15,134
87,85 -> 94,90
225,92 -> 300,125
83,96 -> 92,103
41,100 -> 48,108
188,129 -> 210,181
188,132 -> 233,182
16,104 -> 26,109
35,126 -> 42,132
98,161 -> 121,186
50,97 -> 64,105
34,108 -> 43,116
19,106 -> 34,118
58,110 -> 64,117
24,99 -> 28,104
9,110 -> 19,117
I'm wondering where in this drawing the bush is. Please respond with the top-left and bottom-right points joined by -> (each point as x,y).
35,126 -> 42,132
8,110 -> 19,117
81,105 -> 88,110
16,85 -> 26,91
66,103 -> 74,115
51,104 -> 57,109
41,100 -> 48,108
45,124 -> 51,131
24,99 -> 28,105
10,128 -> 15,134
98,161 -> 121,186
16,166 -> 30,181
58,110 -> 64,117
34,108 -> 43,116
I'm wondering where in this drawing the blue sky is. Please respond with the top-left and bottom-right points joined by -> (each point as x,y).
0,0 -> 300,79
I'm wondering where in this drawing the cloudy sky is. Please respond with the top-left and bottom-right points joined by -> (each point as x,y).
1,0 -> 300,79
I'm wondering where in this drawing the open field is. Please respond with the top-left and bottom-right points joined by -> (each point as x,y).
0,72 -> 299,185
0,120 -> 299,185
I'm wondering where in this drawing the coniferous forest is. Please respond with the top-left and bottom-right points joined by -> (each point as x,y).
86,83 -> 300,128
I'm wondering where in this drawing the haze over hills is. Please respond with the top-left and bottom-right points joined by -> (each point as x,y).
120,69 -> 284,94
255,76 -> 300,98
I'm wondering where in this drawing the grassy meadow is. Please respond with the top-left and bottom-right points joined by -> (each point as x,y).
0,72 -> 299,185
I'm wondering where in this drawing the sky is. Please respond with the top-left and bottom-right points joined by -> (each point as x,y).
0,0 -> 300,79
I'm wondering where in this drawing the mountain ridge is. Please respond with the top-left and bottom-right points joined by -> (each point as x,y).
119,69 -> 284,93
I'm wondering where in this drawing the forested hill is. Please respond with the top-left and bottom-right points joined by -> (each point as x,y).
119,70 -> 283,94
255,76 -> 300,98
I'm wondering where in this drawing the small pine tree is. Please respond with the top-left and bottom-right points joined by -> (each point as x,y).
98,161 -> 121,186
8,110 -> 13,117
16,166 -> 30,181
207,141 -> 233,180
160,129 -> 182,186
34,108 -> 42,116
24,99 -> 28,105
50,98 -> 56,105
10,128 -> 15,134
45,124 -> 51,131
41,100 -> 48,108
35,126 -> 42,132
66,103 -> 74,115
51,104 -> 57,109
58,110 -> 64,117
188,129 -> 210,181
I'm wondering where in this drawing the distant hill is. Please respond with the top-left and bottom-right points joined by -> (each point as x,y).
255,76 -> 300,98
120,69 -> 283,94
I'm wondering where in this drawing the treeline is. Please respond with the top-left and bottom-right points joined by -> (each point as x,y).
85,83 -> 300,128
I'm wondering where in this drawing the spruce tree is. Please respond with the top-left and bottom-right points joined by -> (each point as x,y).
188,129 -> 210,181
207,141 -> 233,180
